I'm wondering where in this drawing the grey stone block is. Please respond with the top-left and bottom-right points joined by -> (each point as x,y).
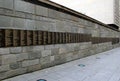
9,47 -> 22,54
44,45 -> 55,50
0,65 -> 9,72
25,19 -> 35,30
41,50 -> 51,57
15,0 -> 35,14
40,56 -> 50,65
25,13 -> 35,20
6,68 -> 27,79
22,46 -> 33,53
33,46 -> 44,52
0,48 -> 9,55
51,48 -> 59,55
2,54 -> 16,65
36,5 -> 48,16
27,64 -> 41,72
22,59 -> 39,67
50,56 -> 55,62
13,17 -> 26,29
0,16 -> 13,27
15,11 -> 26,18
0,56 -> 1,66
9,62 -> 21,69
59,48 -> 67,54
16,53 -> 28,61
48,9 -> 60,19
0,0 -> 14,9
28,52 -> 41,60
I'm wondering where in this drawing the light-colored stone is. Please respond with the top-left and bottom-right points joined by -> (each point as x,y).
15,0 -> 35,14
9,62 -> 21,70
36,5 -> 48,16
0,16 -> 13,27
59,48 -> 67,54
0,65 -> 9,72
16,53 -> 28,61
22,59 -> 39,67
40,56 -> 51,65
50,56 -> 55,62
41,50 -> 51,57
9,47 -> 22,54
22,46 -> 33,53
33,46 -> 44,52
44,45 -> 55,50
0,0 -> 13,9
0,48 -> 9,55
2,54 -> 16,65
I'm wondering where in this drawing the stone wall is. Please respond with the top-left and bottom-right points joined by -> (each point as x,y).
0,0 -> 120,80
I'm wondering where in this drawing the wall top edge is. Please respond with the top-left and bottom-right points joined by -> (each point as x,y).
25,0 -> 119,32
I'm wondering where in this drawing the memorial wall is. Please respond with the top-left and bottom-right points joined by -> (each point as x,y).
0,0 -> 120,80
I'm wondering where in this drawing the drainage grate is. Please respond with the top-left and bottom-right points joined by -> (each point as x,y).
37,79 -> 47,81
78,64 -> 85,67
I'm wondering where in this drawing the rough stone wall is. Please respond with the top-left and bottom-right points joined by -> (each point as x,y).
0,0 -> 120,80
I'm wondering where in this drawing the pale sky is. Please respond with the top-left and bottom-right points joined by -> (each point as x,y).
50,0 -> 114,24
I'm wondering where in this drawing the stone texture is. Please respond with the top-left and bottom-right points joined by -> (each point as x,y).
6,68 -> 27,79
40,56 -> 51,65
33,46 -> 44,52
41,50 -> 51,57
0,0 -> 13,9
9,47 -> 22,54
16,53 -> 28,61
15,0 -> 35,14
28,52 -> 41,60
9,62 -> 21,70
51,48 -> 59,55
0,65 -> 9,72
22,59 -> 39,67
44,45 -> 55,50
13,17 -> 26,29
0,48 -> 9,55
22,46 -> 33,53
0,16 -> 13,27
36,5 -> 48,16
27,64 -> 41,72
2,54 -> 16,65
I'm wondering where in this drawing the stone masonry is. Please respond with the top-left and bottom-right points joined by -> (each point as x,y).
0,0 -> 120,80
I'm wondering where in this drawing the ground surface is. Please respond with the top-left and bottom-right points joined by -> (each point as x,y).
3,47 -> 120,81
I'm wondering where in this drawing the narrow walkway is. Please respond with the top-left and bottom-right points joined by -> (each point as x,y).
3,47 -> 120,81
